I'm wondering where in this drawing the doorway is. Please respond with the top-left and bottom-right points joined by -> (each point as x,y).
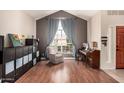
116,26 -> 124,68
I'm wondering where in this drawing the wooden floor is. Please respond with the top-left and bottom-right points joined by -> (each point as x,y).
16,60 -> 118,83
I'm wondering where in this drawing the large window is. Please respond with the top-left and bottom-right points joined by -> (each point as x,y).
50,20 -> 74,57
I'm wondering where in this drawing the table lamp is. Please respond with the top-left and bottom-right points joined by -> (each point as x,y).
92,41 -> 98,50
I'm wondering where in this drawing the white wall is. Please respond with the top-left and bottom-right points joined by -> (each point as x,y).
87,20 -> 91,47
101,11 -> 124,69
0,10 -> 36,47
89,11 -> 124,69
90,12 -> 101,50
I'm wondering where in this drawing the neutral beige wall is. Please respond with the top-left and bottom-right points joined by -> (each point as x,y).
89,11 -> 124,69
87,20 -> 91,47
101,11 -> 124,69
0,10 -> 36,47
90,12 -> 101,50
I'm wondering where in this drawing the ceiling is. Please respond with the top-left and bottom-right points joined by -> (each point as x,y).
23,10 -> 99,20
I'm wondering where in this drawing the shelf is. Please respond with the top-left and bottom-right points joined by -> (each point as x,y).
2,45 -> 40,82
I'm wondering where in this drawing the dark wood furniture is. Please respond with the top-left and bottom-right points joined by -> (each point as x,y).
88,50 -> 100,69
2,45 -> 40,83
0,36 -> 4,64
79,50 -> 100,69
25,39 -> 35,46
0,36 -> 4,82
26,39 -> 40,63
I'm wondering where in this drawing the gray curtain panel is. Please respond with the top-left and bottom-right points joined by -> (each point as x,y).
61,18 -> 76,57
47,18 -> 59,46
61,18 -> 75,45
45,18 -> 59,58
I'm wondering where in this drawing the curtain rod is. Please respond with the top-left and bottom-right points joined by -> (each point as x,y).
45,17 -> 77,20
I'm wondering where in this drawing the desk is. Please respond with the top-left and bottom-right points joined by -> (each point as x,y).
79,50 -> 100,69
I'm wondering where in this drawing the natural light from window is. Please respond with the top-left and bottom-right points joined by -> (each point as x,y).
50,20 -> 74,57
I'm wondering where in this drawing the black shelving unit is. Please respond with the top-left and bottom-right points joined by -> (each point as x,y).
2,48 -> 16,82
26,39 -> 40,65
2,45 -> 40,83
0,36 -> 4,64
0,37 -> 40,83
0,36 -> 4,82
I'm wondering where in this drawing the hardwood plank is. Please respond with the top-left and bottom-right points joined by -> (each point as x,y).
16,59 -> 118,83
